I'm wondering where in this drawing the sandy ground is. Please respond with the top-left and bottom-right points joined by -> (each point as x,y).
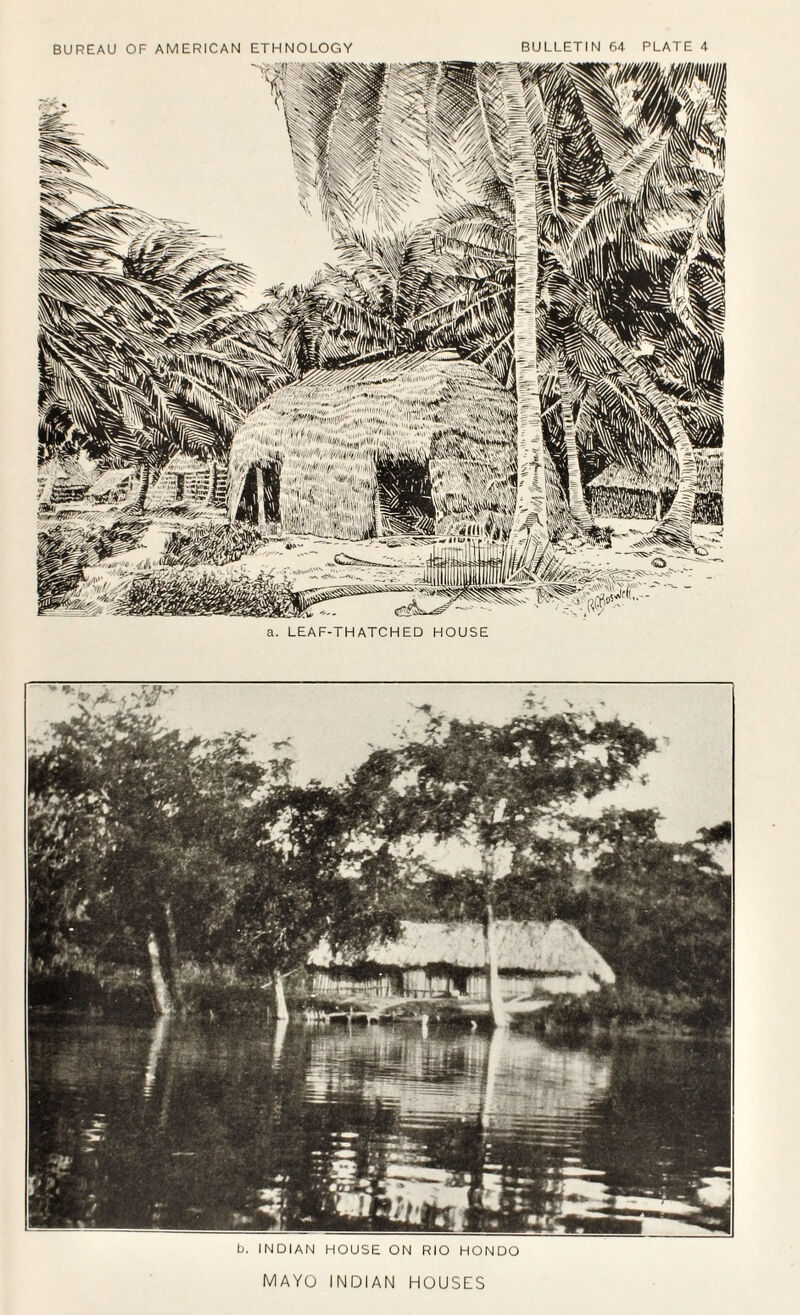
46,506 -> 723,617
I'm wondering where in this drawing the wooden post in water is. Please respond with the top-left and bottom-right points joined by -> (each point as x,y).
256,467 -> 267,532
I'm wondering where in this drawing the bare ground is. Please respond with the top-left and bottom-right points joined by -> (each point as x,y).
43,504 -> 723,618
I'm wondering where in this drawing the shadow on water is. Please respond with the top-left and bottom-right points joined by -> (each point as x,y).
27,1017 -> 730,1234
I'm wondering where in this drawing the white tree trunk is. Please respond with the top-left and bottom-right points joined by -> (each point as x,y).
496,62 -> 549,574
272,969 -> 289,1021
485,901 -> 511,1029
147,930 -> 174,1017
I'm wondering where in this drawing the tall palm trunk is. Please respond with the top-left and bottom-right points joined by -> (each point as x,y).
496,63 -> 549,573
557,352 -> 593,532
574,301 -> 698,550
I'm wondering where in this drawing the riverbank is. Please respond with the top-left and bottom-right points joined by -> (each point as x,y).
28,965 -> 729,1036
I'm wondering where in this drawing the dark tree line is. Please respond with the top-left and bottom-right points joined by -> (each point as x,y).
28,689 -> 730,1024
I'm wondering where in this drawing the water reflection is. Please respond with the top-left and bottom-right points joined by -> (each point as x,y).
27,1018 -> 730,1234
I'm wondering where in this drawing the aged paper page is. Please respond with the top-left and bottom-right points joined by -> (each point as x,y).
2,0 -> 797,1312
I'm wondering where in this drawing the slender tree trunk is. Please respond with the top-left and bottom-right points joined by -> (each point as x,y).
557,353 -> 593,532
272,969 -> 289,1021
147,930 -> 174,1016
205,458 -> 218,507
255,467 -> 267,532
143,1014 -> 171,1101
161,902 -> 184,1013
496,62 -> 549,574
574,301 -> 698,551
484,900 -> 511,1029
134,461 -> 150,514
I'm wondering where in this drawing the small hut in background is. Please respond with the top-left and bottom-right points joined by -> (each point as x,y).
308,919 -> 615,1003
148,453 -> 227,509
588,448 -> 723,524
227,352 -> 572,540
88,467 -> 138,504
37,456 -> 92,507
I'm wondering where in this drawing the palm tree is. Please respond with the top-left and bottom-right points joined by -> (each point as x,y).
264,62 -> 723,557
39,101 -> 291,507
265,62 -> 556,572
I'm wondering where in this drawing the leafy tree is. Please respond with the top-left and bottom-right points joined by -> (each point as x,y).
346,699 -> 656,1027
229,771 -> 401,1017
574,809 -> 731,1010
27,688 -> 264,1014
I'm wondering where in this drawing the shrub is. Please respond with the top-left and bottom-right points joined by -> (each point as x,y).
127,568 -> 299,617
38,517 -> 144,610
161,522 -> 263,568
539,982 -> 730,1037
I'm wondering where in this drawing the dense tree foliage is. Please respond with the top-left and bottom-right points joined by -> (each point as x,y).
28,691 -> 731,1025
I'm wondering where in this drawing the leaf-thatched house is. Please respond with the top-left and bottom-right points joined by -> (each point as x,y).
308,919 -> 615,1002
588,448 -> 723,524
227,352 -> 572,540
37,456 -> 92,507
149,453 -> 227,509
88,466 -> 138,504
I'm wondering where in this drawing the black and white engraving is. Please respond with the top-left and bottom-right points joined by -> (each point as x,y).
38,61 -> 725,616
27,682 -> 732,1233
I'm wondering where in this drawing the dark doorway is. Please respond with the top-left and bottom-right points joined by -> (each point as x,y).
175,473 -> 185,501
236,463 -> 281,527
374,457 -> 435,537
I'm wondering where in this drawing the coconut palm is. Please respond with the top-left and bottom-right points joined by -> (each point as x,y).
264,62 -> 724,557
39,101 -> 291,510
263,62 -> 560,572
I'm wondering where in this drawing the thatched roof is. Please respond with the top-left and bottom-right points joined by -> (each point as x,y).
38,456 -> 91,502
227,352 -> 520,538
309,919 -> 615,983
89,466 -> 137,497
589,448 -> 723,494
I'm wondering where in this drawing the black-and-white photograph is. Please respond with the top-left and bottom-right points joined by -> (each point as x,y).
26,681 -> 732,1234
38,60 -> 724,619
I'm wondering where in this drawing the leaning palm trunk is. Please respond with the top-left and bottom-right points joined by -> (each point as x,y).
134,460 -> 150,513
496,63 -> 549,575
557,353 -> 593,532
574,301 -> 698,551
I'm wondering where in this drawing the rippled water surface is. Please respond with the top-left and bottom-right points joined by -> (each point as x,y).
28,1018 -> 730,1233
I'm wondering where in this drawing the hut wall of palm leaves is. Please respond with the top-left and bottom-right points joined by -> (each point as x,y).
227,351 -> 574,541
588,448 -> 723,524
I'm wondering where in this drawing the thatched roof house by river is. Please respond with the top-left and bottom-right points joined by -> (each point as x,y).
308,919 -> 615,1003
227,352 -> 572,540
588,448 -> 723,524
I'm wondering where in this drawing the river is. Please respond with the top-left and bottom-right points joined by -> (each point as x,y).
27,1017 -> 731,1234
